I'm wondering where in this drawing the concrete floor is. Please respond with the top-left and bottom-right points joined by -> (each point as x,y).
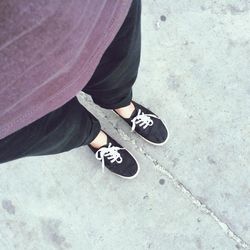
0,0 -> 250,249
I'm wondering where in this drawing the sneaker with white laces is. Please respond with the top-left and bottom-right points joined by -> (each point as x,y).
88,131 -> 140,179
113,100 -> 169,145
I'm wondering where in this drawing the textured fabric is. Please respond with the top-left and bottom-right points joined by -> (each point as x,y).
0,0 -> 133,140
88,133 -> 139,178
83,0 -> 141,109
0,97 -> 101,163
0,0 -> 141,164
114,100 -> 169,144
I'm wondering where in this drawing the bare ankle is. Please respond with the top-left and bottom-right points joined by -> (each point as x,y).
115,102 -> 135,119
89,130 -> 108,149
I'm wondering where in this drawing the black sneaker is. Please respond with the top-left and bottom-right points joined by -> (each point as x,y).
88,131 -> 140,179
113,100 -> 169,145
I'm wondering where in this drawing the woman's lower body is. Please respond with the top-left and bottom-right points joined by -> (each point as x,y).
0,0 -> 141,164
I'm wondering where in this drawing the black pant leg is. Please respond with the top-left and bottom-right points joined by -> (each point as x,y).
0,0 -> 141,164
82,0 -> 141,109
0,97 -> 101,164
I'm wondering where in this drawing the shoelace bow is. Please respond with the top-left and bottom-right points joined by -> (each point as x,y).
130,109 -> 159,132
95,142 -> 125,173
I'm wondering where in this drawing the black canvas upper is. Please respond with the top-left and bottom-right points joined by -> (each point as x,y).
88,132 -> 139,178
114,100 -> 168,144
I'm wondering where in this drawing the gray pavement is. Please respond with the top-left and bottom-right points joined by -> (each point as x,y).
0,0 -> 249,249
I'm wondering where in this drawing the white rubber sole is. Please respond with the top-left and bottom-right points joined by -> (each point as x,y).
112,110 -> 170,146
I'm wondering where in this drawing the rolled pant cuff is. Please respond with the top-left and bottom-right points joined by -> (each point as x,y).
92,89 -> 132,110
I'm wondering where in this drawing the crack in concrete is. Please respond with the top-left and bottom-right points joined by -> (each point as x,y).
77,93 -> 250,249
113,122 -> 250,249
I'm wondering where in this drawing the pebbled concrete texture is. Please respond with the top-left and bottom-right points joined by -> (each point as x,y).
0,0 -> 250,249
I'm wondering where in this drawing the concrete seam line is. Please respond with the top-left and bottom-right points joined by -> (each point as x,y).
78,95 -> 249,249
115,127 -> 250,249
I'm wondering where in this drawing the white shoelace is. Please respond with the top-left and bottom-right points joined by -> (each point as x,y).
95,142 -> 125,173
130,109 -> 159,132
